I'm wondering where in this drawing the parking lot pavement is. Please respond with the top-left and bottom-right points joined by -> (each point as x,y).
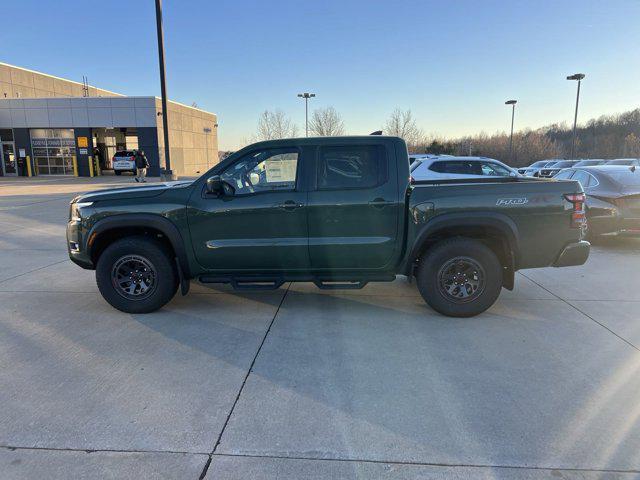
1,176 -> 640,479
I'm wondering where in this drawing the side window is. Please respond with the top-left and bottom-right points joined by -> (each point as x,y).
317,145 -> 385,190
481,162 -> 511,176
571,170 -> 590,188
221,149 -> 298,195
434,161 -> 482,175
554,169 -> 575,180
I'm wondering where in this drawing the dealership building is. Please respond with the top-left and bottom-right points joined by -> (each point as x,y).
0,62 -> 218,177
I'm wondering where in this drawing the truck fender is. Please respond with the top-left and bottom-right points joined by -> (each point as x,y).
87,213 -> 192,281
404,212 -> 519,286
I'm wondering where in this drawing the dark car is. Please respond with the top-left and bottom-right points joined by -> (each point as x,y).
538,160 -> 580,178
554,165 -> 640,236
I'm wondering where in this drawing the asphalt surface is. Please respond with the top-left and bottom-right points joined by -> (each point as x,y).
1,175 -> 639,479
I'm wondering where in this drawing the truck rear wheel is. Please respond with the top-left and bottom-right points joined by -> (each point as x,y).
114,170 -> 122,176
96,236 -> 178,313
416,238 -> 502,317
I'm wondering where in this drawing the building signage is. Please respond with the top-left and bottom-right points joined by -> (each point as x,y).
19,149 -> 26,158
79,148 -> 88,155
77,136 -> 88,148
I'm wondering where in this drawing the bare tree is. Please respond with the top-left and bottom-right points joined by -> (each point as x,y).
255,110 -> 299,140
383,109 -> 423,146
623,133 -> 640,157
309,107 -> 345,136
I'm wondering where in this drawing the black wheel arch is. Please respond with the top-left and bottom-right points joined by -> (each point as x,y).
86,214 -> 192,280
404,212 -> 519,290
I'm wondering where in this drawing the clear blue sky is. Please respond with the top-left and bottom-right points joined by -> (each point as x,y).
2,0 -> 639,150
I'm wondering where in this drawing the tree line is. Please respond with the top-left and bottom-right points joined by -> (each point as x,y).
250,107 -> 640,167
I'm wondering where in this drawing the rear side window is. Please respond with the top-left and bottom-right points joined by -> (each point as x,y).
430,161 -> 483,175
317,145 -> 386,190
115,151 -> 135,157
571,170 -> 591,188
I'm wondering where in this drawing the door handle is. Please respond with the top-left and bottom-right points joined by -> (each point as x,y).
369,198 -> 389,209
279,200 -> 303,211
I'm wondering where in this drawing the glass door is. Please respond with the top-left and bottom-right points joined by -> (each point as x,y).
1,142 -> 17,176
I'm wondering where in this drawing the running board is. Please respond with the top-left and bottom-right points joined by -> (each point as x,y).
199,275 -> 284,291
199,274 -> 395,292
313,280 -> 368,290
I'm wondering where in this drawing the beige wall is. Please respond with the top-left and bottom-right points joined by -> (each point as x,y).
0,63 -> 122,100
155,98 -> 218,177
0,63 -> 219,177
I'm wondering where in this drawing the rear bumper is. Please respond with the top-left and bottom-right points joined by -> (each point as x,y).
553,240 -> 590,267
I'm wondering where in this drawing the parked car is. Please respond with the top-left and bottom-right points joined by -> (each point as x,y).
554,165 -> 640,236
67,136 -> 588,318
573,159 -> 607,167
605,158 -> 640,167
410,156 -> 518,181
538,160 -> 580,178
520,160 -> 562,177
112,150 -> 137,175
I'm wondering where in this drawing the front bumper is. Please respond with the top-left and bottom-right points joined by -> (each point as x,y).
553,240 -> 590,267
66,220 -> 94,269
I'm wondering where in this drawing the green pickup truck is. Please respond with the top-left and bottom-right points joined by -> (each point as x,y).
67,136 -> 589,317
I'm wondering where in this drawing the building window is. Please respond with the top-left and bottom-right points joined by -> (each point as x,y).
30,129 -> 75,175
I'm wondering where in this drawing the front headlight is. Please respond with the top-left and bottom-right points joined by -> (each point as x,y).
69,201 -> 93,222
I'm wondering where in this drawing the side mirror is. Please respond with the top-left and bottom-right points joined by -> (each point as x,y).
206,175 -> 224,194
206,175 -> 235,196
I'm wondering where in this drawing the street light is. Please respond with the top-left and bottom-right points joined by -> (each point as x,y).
297,92 -> 316,137
567,73 -> 585,159
155,0 -> 173,180
505,100 -> 517,162
203,127 -> 212,169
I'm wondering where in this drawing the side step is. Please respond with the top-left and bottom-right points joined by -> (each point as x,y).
199,274 -> 395,291
199,275 -> 284,291
313,280 -> 368,290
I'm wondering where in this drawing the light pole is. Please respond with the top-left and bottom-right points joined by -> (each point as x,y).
155,0 -> 173,180
297,92 -> 316,137
203,127 -> 212,169
567,73 -> 585,159
505,100 -> 517,162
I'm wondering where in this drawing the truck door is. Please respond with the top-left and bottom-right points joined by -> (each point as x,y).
307,143 -> 399,270
187,147 -> 310,271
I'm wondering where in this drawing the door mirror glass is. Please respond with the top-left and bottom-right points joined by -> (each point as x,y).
206,175 -> 225,194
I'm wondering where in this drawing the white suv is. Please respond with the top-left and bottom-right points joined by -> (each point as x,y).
112,150 -> 137,176
410,156 -> 518,181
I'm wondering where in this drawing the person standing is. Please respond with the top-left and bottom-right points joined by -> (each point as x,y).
134,150 -> 149,183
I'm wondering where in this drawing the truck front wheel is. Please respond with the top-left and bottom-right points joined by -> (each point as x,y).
416,238 -> 502,317
96,236 -> 178,313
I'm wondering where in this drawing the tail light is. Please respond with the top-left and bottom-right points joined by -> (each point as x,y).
410,175 -> 415,184
130,156 -> 135,161
564,193 -> 586,228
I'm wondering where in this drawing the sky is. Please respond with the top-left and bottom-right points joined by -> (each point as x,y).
2,0 -> 639,150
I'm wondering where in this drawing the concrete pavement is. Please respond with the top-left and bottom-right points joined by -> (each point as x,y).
1,176 -> 639,479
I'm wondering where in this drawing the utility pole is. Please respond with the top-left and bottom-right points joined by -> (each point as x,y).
297,92 -> 316,137
567,73 -> 585,159
203,127 -> 212,168
505,100 -> 517,162
155,0 -> 173,180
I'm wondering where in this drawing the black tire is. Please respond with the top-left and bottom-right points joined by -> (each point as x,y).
96,236 -> 178,313
114,170 -> 122,176
416,238 -> 503,318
